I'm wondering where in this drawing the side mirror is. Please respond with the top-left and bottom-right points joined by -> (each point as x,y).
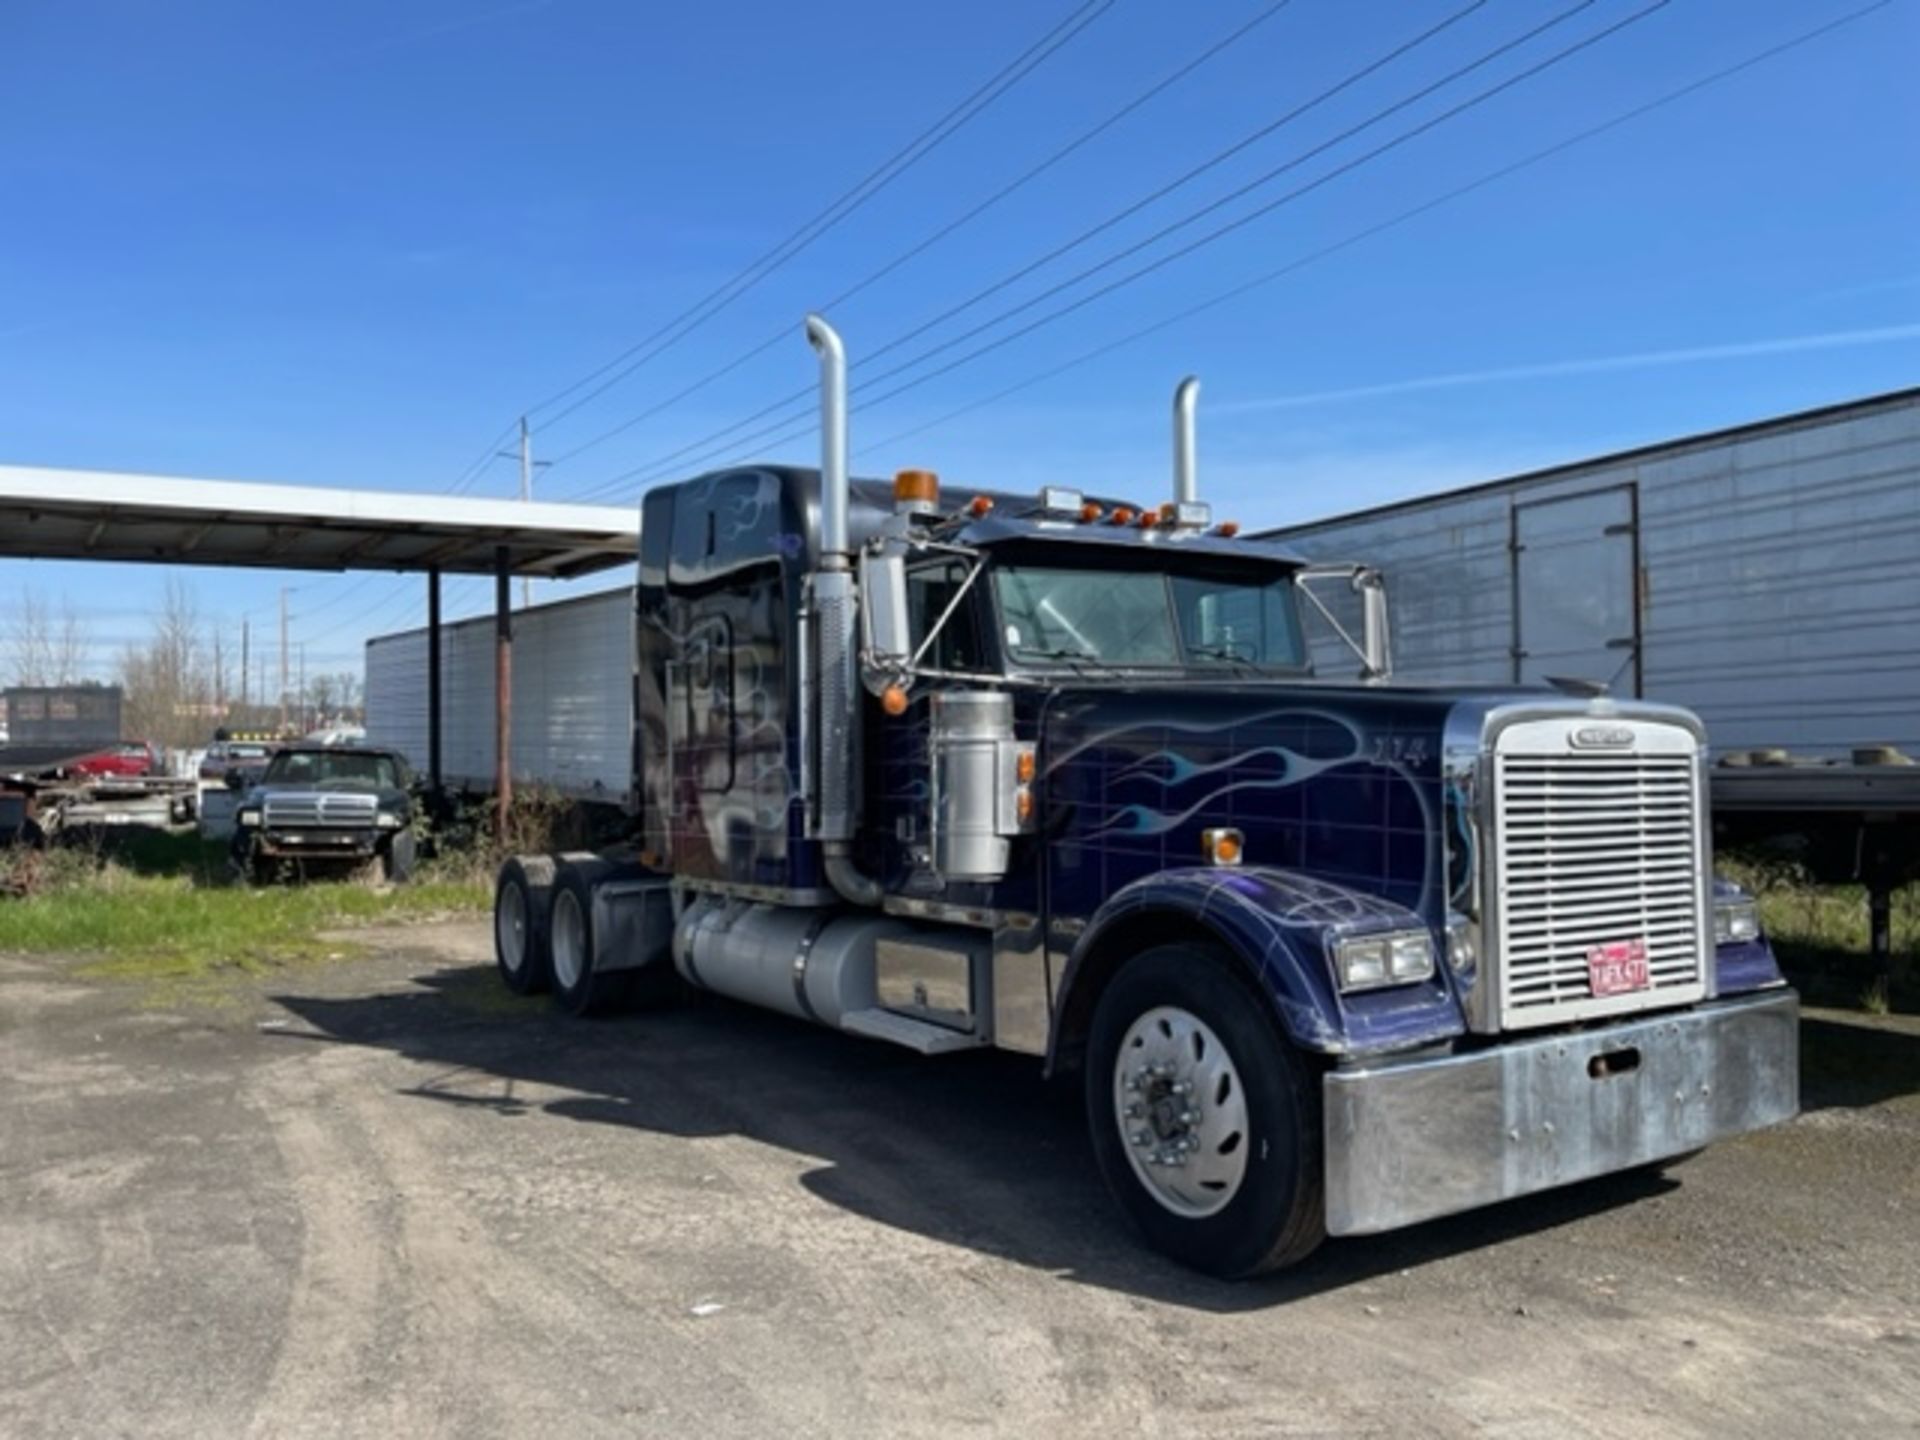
1296,562 -> 1393,683
858,547 -> 913,691
1356,567 -> 1392,682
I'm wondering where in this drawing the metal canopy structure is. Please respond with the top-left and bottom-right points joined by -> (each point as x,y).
0,461 -> 645,829
0,464 -> 639,578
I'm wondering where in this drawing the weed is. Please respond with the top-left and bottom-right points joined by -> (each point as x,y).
0,830 -> 487,974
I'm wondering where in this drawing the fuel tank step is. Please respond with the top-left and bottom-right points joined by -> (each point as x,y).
839,1008 -> 989,1055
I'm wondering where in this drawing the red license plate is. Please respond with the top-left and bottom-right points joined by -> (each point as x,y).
1587,938 -> 1650,997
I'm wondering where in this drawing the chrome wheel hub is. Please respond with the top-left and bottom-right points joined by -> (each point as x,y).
497,883 -> 527,975
1112,1005 -> 1249,1218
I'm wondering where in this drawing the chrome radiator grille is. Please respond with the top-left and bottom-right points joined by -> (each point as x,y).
1490,719 -> 1709,1029
262,792 -> 379,828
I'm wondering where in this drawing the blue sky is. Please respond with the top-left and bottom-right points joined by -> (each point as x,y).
2,0 -> 1914,680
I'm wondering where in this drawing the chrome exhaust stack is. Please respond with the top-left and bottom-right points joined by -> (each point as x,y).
1173,375 -> 1200,505
803,314 -> 881,905
808,314 -> 851,564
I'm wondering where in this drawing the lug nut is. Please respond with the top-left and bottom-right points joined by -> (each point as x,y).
1130,1130 -> 1150,1148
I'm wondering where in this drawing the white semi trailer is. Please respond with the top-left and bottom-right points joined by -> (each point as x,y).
365,586 -> 634,802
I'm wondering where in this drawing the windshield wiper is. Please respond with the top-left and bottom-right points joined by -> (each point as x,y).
1186,644 -> 1263,674
1015,645 -> 1120,677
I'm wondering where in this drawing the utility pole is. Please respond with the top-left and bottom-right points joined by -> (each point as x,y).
213,627 -> 225,719
297,642 -> 307,733
240,618 -> 250,709
499,416 -> 550,610
278,586 -> 290,733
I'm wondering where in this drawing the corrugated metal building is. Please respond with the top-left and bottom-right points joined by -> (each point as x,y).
1265,388 -> 1920,759
365,587 -> 633,800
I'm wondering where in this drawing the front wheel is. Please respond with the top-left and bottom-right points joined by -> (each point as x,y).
1085,943 -> 1325,1278
381,829 -> 417,884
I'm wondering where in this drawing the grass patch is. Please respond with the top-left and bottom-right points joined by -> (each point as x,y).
0,835 -> 488,978
1721,856 -> 1918,1013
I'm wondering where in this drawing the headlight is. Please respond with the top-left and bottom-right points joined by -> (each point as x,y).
376,812 -> 405,830
236,807 -> 262,828
1331,927 -> 1436,992
1715,897 -> 1761,945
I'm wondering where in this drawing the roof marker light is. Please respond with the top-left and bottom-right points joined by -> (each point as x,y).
1214,520 -> 1240,538
1109,506 -> 1136,526
893,469 -> 940,515
967,495 -> 995,519
1079,501 -> 1104,524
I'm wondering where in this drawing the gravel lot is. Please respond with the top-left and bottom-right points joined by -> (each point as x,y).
2,920 -> 1916,1439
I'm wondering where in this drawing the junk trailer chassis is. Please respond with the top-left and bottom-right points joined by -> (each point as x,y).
490,316 -> 1799,1278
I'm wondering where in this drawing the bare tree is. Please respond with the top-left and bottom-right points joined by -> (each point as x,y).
51,602 -> 90,684
117,579 -> 215,748
6,589 -> 53,686
6,592 -> 95,687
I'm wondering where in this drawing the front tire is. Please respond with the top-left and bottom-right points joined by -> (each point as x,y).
1085,943 -> 1325,1278
381,829 -> 417,884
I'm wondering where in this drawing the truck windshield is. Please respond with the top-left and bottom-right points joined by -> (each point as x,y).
264,751 -> 401,790
992,565 -> 1305,671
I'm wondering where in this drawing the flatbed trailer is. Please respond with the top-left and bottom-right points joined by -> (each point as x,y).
1714,750 -> 1920,989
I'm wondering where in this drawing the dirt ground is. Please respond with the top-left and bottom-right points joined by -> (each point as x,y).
2,921 -> 1916,1439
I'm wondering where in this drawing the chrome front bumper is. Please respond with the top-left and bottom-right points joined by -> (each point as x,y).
1322,989 -> 1799,1237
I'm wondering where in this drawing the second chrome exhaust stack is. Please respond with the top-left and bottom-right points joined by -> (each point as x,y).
803,313 -> 881,906
1173,375 -> 1200,505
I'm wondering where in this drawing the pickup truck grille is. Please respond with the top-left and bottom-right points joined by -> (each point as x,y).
1491,720 -> 1709,1029
262,793 -> 380,829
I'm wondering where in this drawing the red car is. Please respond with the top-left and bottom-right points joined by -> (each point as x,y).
66,741 -> 160,778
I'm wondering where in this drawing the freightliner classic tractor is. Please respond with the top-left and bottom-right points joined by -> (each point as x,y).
491,316 -> 1799,1278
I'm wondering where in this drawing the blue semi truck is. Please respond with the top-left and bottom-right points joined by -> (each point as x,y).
491,317 -> 1798,1277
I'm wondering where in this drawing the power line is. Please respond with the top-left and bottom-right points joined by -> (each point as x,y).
541,0 -> 1303,474
567,0 -> 1510,494
305,3 -> 1116,632
575,0 -> 1641,499
520,0 -> 1117,439
855,0 -> 1902,461
291,416 -> 525,626
828,1 -> 1675,413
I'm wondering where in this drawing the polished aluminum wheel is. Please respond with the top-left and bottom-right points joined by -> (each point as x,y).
1111,1004 -> 1250,1218
496,881 -> 528,976
551,887 -> 587,993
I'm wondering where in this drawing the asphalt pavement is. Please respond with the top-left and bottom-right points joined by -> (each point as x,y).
2,921 -> 1916,1439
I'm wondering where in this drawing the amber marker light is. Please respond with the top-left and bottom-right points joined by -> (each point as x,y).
894,468 -> 939,507
1109,506 -> 1136,526
1202,827 -> 1245,866
1214,520 -> 1241,538
881,684 -> 910,716
1015,749 -> 1036,784
1015,787 -> 1035,824
1079,501 -> 1103,523
1137,508 -> 1157,529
